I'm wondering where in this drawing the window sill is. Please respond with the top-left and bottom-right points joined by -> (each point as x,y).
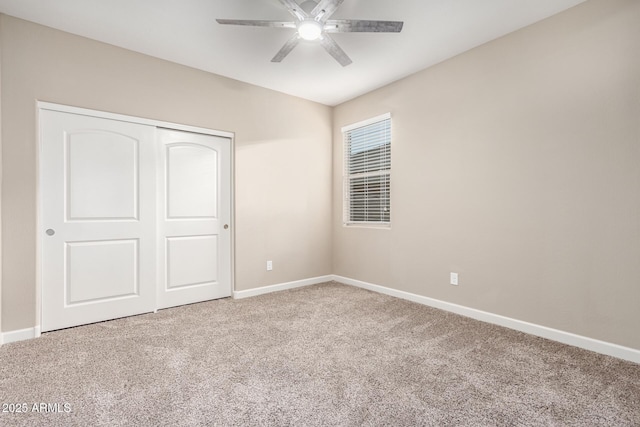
343,223 -> 391,230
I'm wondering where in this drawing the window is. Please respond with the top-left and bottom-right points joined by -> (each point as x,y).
342,113 -> 391,226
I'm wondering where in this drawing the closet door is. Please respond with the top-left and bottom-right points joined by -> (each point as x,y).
156,129 -> 232,309
40,110 -> 157,332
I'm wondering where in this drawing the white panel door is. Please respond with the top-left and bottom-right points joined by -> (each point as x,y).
157,129 -> 231,309
41,110 -> 157,332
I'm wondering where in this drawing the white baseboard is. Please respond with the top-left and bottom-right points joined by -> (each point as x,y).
233,275 -> 334,299
1,326 -> 41,345
333,275 -> 640,364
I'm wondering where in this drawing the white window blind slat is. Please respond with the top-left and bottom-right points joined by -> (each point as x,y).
343,114 -> 391,226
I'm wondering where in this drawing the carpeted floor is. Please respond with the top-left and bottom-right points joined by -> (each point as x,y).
1,281 -> 639,426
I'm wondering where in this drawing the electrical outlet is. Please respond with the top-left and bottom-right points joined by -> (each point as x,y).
266,260 -> 273,271
450,272 -> 459,286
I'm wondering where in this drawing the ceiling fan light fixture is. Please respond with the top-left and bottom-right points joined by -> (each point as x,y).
298,20 -> 323,41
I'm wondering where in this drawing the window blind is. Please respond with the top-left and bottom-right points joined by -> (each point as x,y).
343,113 -> 391,225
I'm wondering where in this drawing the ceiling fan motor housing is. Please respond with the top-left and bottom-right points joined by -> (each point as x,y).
299,0 -> 319,14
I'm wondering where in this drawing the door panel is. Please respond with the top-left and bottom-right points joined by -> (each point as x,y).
167,145 -> 218,218
157,130 -> 231,309
66,239 -> 139,304
41,110 -> 157,332
67,131 -> 139,220
167,235 -> 218,289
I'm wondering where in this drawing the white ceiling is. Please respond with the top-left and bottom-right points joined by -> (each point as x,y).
0,0 -> 587,106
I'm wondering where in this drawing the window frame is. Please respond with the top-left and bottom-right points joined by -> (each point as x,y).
342,112 -> 392,228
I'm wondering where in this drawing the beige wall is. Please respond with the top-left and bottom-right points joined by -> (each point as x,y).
333,0 -> 640,350
0,15 -> 333,332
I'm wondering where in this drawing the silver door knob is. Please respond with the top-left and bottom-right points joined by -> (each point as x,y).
223,224 -> 229,230
46,229 -> 55,236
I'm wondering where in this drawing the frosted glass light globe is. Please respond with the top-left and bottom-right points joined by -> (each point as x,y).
298,20 -> 322,41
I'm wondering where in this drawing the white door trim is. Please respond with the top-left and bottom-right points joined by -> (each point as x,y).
38,102 -> 234,138
36,101 -> 235,332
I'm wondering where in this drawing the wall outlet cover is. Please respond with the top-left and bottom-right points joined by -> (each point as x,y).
450,272 -> 459,286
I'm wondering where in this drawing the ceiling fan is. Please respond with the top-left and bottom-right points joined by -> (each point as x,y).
216,0 -> 404,66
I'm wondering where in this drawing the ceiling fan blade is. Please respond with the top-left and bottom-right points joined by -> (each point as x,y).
271,34 -> 300,63
278,0 -> 308,21
324,19 -> 404,33
320,35 -> 352,66
216,19 -> 296,29
311,0 -> 344,22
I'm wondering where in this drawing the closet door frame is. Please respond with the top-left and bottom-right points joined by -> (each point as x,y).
36,101 -> 235,335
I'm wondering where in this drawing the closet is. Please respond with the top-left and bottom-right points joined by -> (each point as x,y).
39,105 -> 232,332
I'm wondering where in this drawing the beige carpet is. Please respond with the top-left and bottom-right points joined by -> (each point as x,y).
1,282 -> 639,426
